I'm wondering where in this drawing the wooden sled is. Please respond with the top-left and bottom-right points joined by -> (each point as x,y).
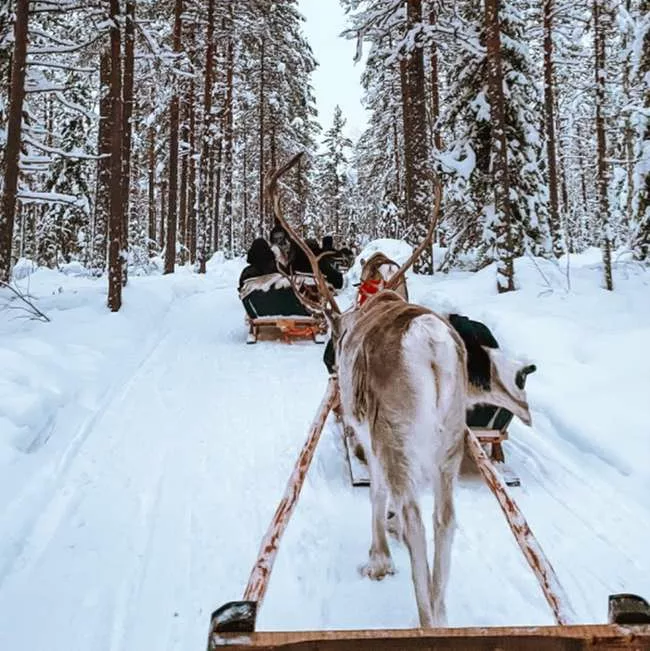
240,273 -> 328,344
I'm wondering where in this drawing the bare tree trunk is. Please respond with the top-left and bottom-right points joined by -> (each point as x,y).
258,33 -> 265,233
107,0 -> 123,311
484,0 -> 515,292
159,176 -> 167,250
209,139 -> 217,254
213,127 -> 223,252
0,0 -> 28,282
222,4 -> 235,256
164,0 -> 183,274
594,0 -> 613,290
634,0 -> 650,260
179,105 -> 189,265
399,56 -> 411,225
121,0 -> 135,284
402,0 -> 431,272
543,0 -> 563,258
428,2 -> 442,152
243,139 -> 249,242
188,75 -> 197,263
94,49 -> 112,271
198,0 -> 215,274
148,125 -> 156,256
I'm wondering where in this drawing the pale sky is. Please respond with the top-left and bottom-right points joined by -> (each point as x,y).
297,0 -> 369,146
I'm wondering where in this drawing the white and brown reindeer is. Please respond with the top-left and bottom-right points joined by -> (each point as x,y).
268,153 -> 534,628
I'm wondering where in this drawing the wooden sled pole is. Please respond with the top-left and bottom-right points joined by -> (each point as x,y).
242,377 -> 337,606
465,427 -> 576,625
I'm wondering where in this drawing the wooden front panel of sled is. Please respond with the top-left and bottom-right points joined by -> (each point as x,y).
246,315 -> 327,344
209,623 -> 650,650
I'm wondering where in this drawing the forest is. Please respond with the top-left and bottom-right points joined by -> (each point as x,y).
1,0 -> 649,311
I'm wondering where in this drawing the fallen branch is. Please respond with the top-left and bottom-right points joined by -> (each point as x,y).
0,280 -> 51,322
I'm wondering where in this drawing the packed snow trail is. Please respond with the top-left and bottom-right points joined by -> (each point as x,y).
0,283 -> 329,651
0,255 -> 648,650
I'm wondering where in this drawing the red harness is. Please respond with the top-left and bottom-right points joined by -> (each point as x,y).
357,278 -> 384,306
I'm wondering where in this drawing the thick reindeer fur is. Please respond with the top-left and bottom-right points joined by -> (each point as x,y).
335,291 -> 468,627
335,291 -> 533,627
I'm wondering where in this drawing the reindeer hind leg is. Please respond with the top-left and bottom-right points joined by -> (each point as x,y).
401,494 -> 434,627
430,444 -> 462,626
359,456 -> 395,580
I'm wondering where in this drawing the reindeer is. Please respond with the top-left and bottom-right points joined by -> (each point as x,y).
268,153 -> 534,628
357,252 -> 408,306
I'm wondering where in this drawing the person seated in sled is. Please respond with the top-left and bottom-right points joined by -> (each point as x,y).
238,238 -> 279,290
270,226 -> 344,291
239,235 -> 311,320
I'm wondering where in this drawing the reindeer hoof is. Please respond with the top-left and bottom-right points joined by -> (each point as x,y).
359,556 -> 396,581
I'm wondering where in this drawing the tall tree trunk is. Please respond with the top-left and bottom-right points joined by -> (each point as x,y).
198,0 -> 215,274
258,33 -> 265,233
543,0 -> 563,258
634,0 -> 650,260
188,75 -> 197,263
428,2 -> 442,152
0,0 -> 28,282
402,0 -> 432,272
484,0 -> 515,292
159,176 -> 167,250
165,0 -> 183,274
594,0 -> 613,290
179,107 -> 189,265
243,139 -> 249,242
222,5 -> 235,256
107,0 -> 123,311
148,125 -> 156,255
94,49 -> 112,271
121,0 -> 135,284
399,56 -> 411,225
213,127 -> 223,252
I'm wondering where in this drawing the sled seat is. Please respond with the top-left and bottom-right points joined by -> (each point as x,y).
239,273 -> 328,344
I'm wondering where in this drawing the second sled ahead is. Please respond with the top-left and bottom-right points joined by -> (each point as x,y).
239,272 -> 328,344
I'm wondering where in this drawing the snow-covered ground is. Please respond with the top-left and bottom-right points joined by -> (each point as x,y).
0,249 -> 648,650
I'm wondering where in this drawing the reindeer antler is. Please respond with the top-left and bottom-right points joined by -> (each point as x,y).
266,152 -> 341,315
385,181 -> 442,291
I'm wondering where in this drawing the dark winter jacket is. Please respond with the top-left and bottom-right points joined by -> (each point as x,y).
289,239 -> 344,289
238,238 -> 278,289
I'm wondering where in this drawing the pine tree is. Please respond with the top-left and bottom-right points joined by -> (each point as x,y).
315,106 -> 353,238
437,0 -> 550,281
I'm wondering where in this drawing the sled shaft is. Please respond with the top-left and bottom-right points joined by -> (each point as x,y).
465,427 -> 576,625
242,378 -> 337,606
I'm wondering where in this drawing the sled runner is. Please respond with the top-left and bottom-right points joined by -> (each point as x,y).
239,273 -> 328,344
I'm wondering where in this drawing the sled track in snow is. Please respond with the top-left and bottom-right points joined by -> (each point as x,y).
0,315 -> 174,590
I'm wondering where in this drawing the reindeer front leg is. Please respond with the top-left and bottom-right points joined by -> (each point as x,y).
359,456 -> 395,580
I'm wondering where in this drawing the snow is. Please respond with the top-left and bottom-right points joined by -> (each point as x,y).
347,238 -> 413,285
0,251 -> 649,649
